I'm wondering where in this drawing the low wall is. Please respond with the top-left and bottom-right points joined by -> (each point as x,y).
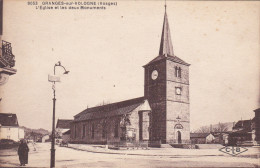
170,144 -> 196,149
195,144 -> 224,149
107,140 -> 148,149
68,143 -> 106,151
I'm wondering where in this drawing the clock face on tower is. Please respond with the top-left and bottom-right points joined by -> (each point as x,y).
176,87 -> 182,95
151,70 -> 158,80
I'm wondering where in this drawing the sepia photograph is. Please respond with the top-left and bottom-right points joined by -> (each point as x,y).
0,0 -> 259,167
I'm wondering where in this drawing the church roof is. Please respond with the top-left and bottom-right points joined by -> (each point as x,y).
0,113 -> 19,126
74,97 -> 147,122
144,55 -> 190,67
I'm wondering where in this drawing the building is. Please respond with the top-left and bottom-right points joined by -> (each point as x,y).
228,117 -> 257,146
230,119 -> 253,145
56,119 -> 72,142
211,132 -> 231,145
41,134 -> 50,143
70,5 -> 190,145
0,113 -> 24,142
226,108 -> 260,146
62,130 -> 70,143
0,0 -> 16,86
190,133 -> 215,144
253,108 -> 260,145
71,98 -> 151,144
143,7 -> 190,144
56,119 -> 72,138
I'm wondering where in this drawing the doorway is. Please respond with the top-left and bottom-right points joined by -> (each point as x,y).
177,131 -> 182,144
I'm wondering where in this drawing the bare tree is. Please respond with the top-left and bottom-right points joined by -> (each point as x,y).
196,126 -> 210,133
95,100 -> 110,107
213,122 -> 228,133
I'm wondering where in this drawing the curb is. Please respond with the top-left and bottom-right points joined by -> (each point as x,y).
66,146 -> 225,157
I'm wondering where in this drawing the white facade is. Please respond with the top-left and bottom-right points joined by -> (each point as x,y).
206,134 -> 215,143
42,135 -> 50,143
56,128 -> 70,137
0,126 -> 24,142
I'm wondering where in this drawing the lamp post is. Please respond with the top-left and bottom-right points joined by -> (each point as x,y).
49,61 -> 69,168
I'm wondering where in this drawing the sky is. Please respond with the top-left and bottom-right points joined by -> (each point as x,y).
0,0 -> 259,131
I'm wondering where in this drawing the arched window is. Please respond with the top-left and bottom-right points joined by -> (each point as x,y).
82,124 -> 86,138
175,66 -> 182,78
178,67 -> 182,78
91,123 -> 95,139
102,121 -> 106,138
114,120 -> 119,138
175,66 -> 178,77
74,125 -> 77,138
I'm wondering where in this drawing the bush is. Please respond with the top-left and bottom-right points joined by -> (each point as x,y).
0,139 -> 20,150
0,139 -> 15,144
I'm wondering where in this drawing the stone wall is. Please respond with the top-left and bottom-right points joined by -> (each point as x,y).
70,105 -> 150,144
166,60 -> 190,143
70,116 -> 121,144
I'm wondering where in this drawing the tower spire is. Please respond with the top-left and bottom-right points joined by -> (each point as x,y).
159,1 -> 174,57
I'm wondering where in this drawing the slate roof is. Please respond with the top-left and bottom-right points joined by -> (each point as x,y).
232,119 -> 254,132
167,55 -> 190,66
0,113 -> 19,126
231,129 -> 251,134
144,55 -> 190,67
190,133 -> 211,138
74,97 -> 145,122
56,119 -> 73,129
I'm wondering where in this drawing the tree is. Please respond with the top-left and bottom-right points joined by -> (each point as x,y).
196,126 -> 210,133
213,122 -> 228,133
95,100 -> 110,107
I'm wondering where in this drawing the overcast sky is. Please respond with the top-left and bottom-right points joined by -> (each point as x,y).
0,1 -> 259,131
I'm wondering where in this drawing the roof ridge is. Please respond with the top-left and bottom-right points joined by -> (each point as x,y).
74,96 -> 145,117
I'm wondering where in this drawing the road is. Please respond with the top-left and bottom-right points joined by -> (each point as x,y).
0,143 -> 259,167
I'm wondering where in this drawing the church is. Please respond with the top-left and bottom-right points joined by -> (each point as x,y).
70,6 -> 191,145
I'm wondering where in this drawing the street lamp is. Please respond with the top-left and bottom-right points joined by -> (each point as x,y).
49,61 -> 69,168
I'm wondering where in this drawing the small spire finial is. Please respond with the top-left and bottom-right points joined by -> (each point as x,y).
164,0 -> 167,12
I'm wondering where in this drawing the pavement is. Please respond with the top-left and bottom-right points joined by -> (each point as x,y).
67,143 -> 260,158
0,142 -> 259,167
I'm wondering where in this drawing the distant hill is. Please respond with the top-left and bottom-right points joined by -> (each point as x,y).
21,126 -> 50,139
193,122 -> 234,133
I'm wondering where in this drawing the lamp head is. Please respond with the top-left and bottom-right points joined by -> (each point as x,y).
64,71 -> 70,74
55,61 -> 61,66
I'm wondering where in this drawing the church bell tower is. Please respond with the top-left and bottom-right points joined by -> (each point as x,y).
144,4 -> 190,144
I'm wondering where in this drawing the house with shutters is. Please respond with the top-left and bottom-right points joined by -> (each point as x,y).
0,113 -> 24,142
